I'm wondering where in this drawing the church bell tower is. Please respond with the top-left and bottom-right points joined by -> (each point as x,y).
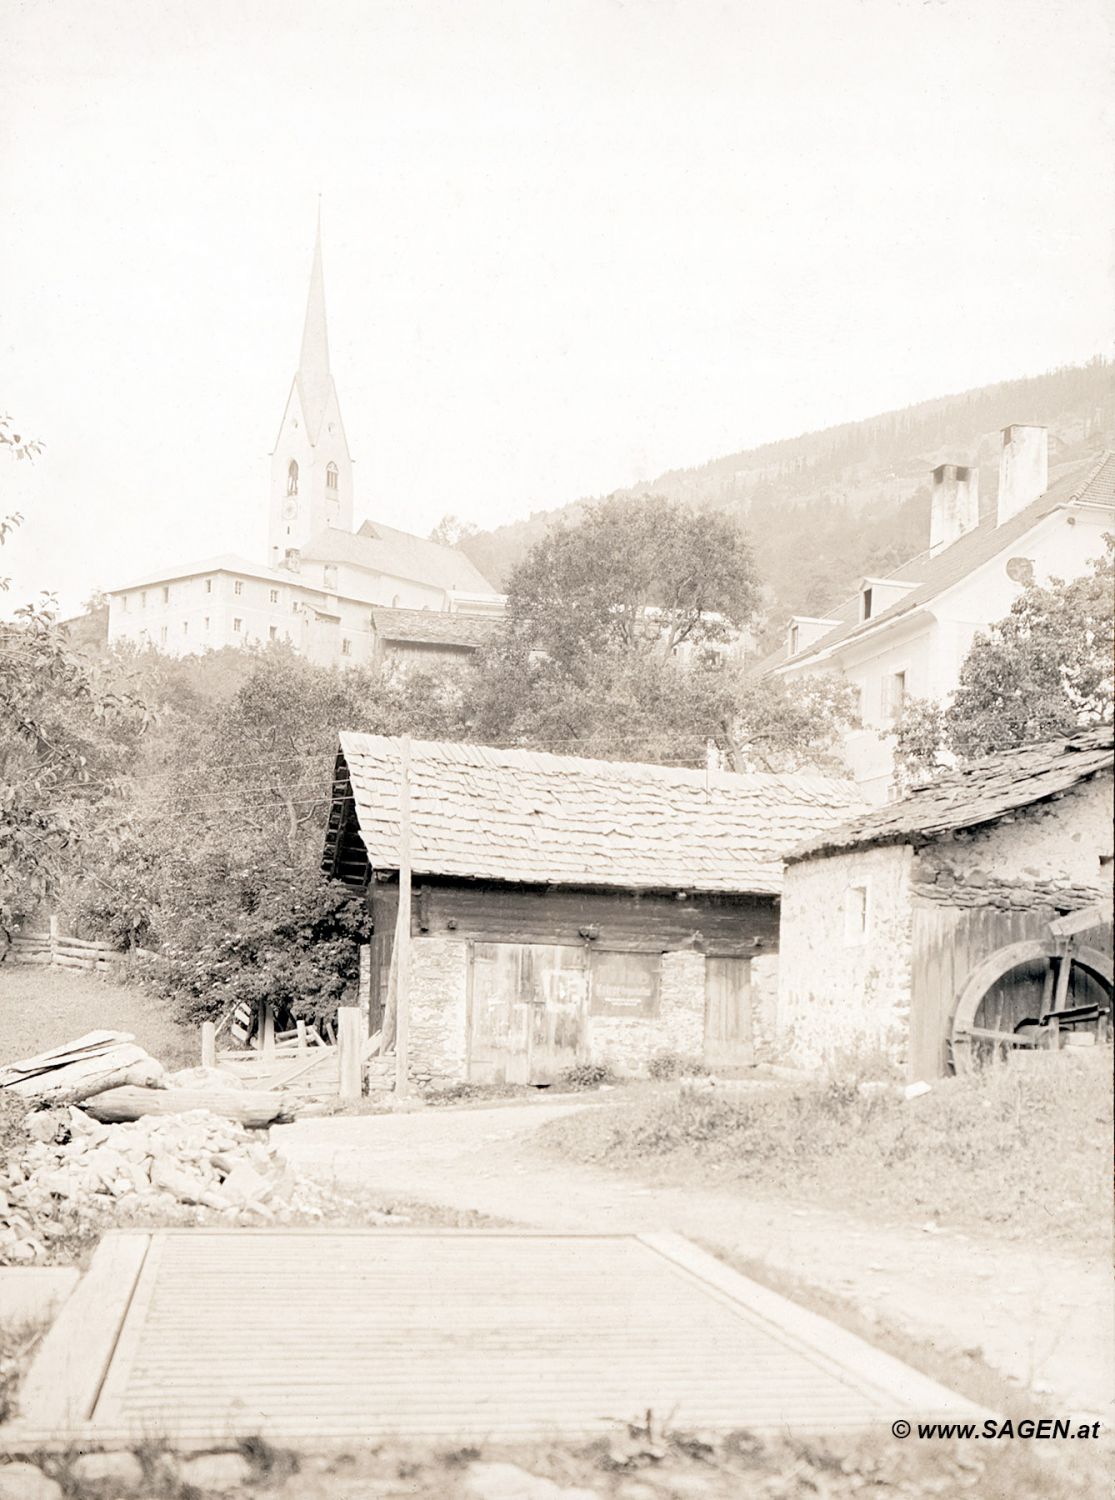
269,214 -> 354,566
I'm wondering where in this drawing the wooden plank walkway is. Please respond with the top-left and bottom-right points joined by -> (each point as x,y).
5,1229 -> 986,1447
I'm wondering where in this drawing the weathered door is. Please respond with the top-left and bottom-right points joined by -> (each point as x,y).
468,942 -> 588,1085
703,956 -> 754,1068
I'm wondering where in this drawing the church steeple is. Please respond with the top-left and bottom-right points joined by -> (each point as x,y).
268,211 -> 354,566
297,207 -> 332,442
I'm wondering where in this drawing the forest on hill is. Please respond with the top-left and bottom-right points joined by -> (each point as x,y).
459,359 -> 1114,646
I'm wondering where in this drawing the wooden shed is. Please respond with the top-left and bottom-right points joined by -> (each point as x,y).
323,735 -> 862,1085
778,727 -> 1114,1079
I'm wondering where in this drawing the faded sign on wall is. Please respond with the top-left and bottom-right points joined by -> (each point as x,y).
589,950 -> 661,1018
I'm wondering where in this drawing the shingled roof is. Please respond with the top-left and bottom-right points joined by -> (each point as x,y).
370,607 -> 501,650
786,726 -> 1114,864
301,523 -> 496,595
758,451 -> 1115,678
329,735 -> 864,895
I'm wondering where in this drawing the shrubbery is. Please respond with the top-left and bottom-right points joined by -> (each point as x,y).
142,871 -> 369,1028
647,1050 -> 709,1081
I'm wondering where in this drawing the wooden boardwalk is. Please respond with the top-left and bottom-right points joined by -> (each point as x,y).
7,1229 -> 985,1447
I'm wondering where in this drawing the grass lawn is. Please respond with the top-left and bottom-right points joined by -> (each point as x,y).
539,1049 -> 1113,1254
0,964 -> 196,1071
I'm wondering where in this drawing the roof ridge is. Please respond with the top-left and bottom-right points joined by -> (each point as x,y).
337,729 -> 860,791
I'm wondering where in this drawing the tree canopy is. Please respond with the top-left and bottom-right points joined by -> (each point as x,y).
503,493 -> 759,665
896,538 -> 1114,779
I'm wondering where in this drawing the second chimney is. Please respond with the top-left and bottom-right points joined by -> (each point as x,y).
929,463 -> 980,556
997,424 -> 1048,526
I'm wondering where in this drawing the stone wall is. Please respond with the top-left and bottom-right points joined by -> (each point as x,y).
750,954 -> 780,1062
912,776 -> 1113,908
405,936 -> 469,1087
778,842 -> 915,1069
587,950 -> 706,1073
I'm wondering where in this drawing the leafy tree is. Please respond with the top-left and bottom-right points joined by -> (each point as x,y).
946,541 -> 1114,758
0,420 -> 148,943
470,494 -> 854,771
895,539 -> 1114,775
67,644 -> 469,1023
503,493 -> 759,664
428,514 -> 479,547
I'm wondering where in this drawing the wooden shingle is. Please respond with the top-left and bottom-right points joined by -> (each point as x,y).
332,735 -> 865,895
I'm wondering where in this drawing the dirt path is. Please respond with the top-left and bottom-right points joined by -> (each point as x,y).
275,1103 -> 1113,1420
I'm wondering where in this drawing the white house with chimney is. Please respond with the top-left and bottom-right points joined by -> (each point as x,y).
107,220 -> 502,668
760,426 -> 1115,801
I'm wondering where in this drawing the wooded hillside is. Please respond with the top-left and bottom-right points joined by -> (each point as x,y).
460,360 -> 1115,642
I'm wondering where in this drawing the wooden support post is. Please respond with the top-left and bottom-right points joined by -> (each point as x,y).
395,737 -> 413,1098
261,1002 -> 276,1060
48,914 -> 60,967
338,1005 -> 362,1101
200,1022 -> 216,1069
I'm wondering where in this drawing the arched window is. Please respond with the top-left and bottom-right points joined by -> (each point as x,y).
326,462 -> 338,492
287,460 -> 299,496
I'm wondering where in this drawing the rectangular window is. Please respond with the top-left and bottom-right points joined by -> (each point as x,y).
161,586 -> 170,604
886,670 -> 907,722
341,638 -> 352,656
140,591 -> 147,608
159,625 -> 168,644
234,580 -> 243,596
205,579 -> 212,594
182,621 -> 188,635
233,617 -> 242,633
122,595 -> 129,612
862,587 -> 873,621
269,626 -> 277,641
844,884 -> 870,945
203,617 -> 209,630
269,589 -> 279,604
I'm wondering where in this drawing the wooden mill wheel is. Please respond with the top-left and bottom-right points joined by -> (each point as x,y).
950,938 -> 1113,1073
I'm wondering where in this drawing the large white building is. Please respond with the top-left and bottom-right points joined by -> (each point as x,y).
108,224 -> 501,667
759,427 -> 1115,802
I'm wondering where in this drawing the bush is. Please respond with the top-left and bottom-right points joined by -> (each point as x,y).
557,1060 -> 619,1091
647,1050 -> 709,1081
147,870 -> 370,1028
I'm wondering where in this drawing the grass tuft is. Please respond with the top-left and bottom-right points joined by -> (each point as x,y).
540,1049 -> 1112,1249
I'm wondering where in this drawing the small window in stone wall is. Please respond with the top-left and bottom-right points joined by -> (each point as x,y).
589,950 -> 661,1018
844,883 -> 870,945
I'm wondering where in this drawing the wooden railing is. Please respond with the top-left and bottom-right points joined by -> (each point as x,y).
8,917 -> 116,973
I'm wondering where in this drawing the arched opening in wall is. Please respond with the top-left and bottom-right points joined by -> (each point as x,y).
287,460 -> 299,496
950,939 -> 1113,1073
326,462 -> 338,492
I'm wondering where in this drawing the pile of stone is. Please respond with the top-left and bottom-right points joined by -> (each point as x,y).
1,1104 -> 310,1264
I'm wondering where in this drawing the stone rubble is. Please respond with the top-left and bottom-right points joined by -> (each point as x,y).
0,1104 -> 335,1264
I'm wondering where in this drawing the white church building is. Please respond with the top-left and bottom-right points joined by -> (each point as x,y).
107,225 -> 501,668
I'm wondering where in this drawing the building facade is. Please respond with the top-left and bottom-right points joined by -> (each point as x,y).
777,728 -> 1114,1080
760,432 -> 1115,802
107,222 -> 502,667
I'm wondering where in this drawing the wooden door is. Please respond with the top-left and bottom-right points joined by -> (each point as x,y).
703,956 -> 755,1069
468,942 -> 588,1085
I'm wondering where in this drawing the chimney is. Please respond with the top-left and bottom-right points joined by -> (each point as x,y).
929,463 -> 980,556
997,425 -> 1048,526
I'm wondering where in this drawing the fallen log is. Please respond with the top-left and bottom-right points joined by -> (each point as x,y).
84,1085 -> 293,1128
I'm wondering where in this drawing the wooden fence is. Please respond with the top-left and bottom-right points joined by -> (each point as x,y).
8,917 -> 116,973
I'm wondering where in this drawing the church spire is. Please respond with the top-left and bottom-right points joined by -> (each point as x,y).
297,205 -> 331,440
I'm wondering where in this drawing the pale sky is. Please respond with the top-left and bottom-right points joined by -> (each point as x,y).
1,0 -> 1112,613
